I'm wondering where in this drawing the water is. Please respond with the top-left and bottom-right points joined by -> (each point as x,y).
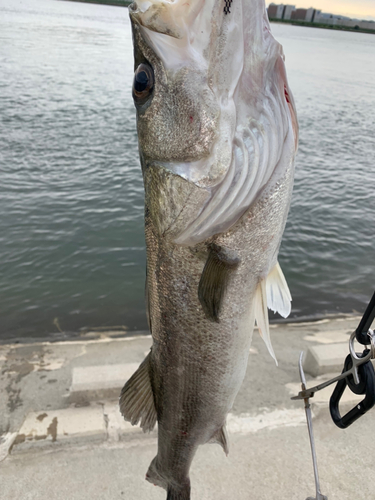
1,0 -> 374,341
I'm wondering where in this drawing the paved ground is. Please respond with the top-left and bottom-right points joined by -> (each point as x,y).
1,316 -> 374,500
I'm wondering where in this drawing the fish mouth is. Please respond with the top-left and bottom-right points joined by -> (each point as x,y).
130,0 -> 298,245
129,0 -> 206,41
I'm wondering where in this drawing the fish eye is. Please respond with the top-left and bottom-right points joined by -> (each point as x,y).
133,63 -> 154,103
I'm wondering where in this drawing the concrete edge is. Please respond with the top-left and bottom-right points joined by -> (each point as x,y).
0,334 -> 152,349
2,399 -> 363,461
0,314 -> 363,348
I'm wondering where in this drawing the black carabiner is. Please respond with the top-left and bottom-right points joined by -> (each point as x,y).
355,290 -> 375,346
329,350 -> 375,429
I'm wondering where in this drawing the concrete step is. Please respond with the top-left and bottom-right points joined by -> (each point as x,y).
68,342 -> 356,405
303,342 -> 349,376
6,403 -> 314,456
8,402 -> 152,455
69,363 -> 140,403
11,406 -> 107,453
7,389 -> 364,458
3,332 -> 368,459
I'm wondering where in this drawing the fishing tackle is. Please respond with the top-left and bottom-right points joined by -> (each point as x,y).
292,291 -> 375,499
297,353 -> 328,500
329,346 -> 375,429
329,290 -> 375,427
292,292 -> 375,418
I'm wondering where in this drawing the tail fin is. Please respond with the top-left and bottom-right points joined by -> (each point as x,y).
167,483 -> 191,500
146,457 -> 191,499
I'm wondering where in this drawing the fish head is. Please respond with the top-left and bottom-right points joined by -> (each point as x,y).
129,0 -> 298,245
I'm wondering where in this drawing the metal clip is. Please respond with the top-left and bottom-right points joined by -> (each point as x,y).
368,328 -> 375,359
291,331 -> 372,401
292,292 -> 375,498
329,329 -> 375,429
354,291 -> 375,346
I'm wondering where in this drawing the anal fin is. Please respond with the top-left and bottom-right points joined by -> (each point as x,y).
119,352 -> 157,432
198,244 -> 240,322
209,424 -> 229,456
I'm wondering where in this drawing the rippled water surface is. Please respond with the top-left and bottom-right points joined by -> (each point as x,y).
1,0 -> 375,340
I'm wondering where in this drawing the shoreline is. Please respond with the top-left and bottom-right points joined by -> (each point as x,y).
59,2 -> 375,34
270,18 -> 375,35
0,312 -> 362,346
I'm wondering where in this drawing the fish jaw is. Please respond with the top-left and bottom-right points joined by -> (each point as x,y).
129,0 -> 298,246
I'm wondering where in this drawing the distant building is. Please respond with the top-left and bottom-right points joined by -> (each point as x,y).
267,4 -> 375,31
267,3 -> 284,19
305,7 -> 316,22
359,20 -> 375,30
290,8 -> 306,20
311,9 -> 321,22
290,7 -> 320,22
335,18 -> 375,30
283,5 -> 296,20
267,4 -> 296,20
315,12 -> 351,25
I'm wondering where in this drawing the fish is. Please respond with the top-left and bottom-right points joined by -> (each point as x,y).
120,0 -> 298,498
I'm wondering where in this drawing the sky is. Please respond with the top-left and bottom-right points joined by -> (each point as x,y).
271,1 -> 375,21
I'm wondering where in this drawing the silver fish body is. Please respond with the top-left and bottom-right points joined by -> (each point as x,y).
120,1 -> 298,498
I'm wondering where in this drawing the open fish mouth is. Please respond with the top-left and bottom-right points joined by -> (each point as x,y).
130,0 -> 298,245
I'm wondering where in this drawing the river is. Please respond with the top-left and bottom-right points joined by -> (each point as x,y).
1,0 -> 374,340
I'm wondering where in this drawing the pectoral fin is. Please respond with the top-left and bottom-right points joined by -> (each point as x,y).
198,244 -> 240,322
119,352 -> 157,432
